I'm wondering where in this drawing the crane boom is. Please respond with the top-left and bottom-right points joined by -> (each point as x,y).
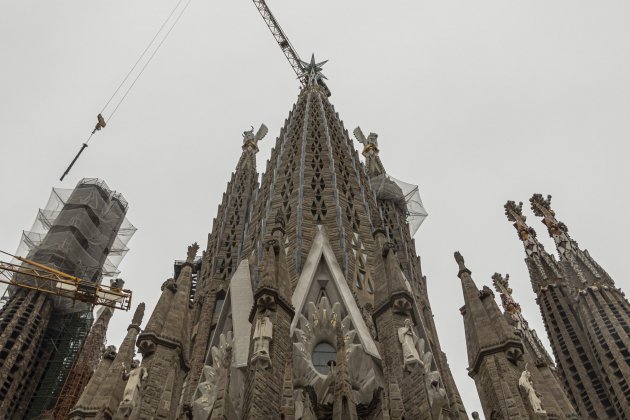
0,251 -> 132,310
251,0 -> 306,85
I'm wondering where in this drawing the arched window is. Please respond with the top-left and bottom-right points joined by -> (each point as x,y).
311,342 -> 336,374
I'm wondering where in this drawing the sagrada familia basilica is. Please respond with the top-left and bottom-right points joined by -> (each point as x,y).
0,57 -> 629,419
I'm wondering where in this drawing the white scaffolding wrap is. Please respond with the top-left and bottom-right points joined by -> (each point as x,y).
370,173 -> 428,236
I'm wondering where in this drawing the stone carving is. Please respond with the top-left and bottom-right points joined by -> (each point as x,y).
187,242 -> 199,262
398,319 -> 422,370
293,297 -> 380,406
242,124 -> 269,148
361,303 -> 377,339
161,278 -> 177,293
114,359 -> 147,419
251,316 -> 273,368
294,388 -> 317,420
426,370 -> 448,409
192,332 -> 234,420
519,368 -> 545,414
103,345 -> 117,360
353,126 -> 379,150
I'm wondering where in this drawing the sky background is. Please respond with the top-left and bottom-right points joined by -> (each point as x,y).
1,1 -> 629,417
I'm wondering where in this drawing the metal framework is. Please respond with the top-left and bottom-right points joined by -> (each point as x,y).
251,0 -> 306,85
0,251 -> 132,310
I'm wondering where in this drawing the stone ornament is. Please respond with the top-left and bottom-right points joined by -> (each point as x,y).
251,316 -> 273,368
103,345 -> 117,360
242,123 -> 268,150
398,319 -> 422,371
519,368 -> 546,414
192,332 -> 234,420
293,297 -> 380,407
353,126 -> 379,153
115,359 -> 148,419
187,242 -> 199,262
161,278 -> 177,293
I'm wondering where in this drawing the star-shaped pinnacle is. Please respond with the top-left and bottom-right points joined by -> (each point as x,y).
300,54 -> 328,85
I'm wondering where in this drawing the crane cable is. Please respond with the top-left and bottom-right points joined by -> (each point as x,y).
60,0 -> 193,181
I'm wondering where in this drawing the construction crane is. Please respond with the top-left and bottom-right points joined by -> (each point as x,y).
252,0 -> 331,95
0,250 -> 132,311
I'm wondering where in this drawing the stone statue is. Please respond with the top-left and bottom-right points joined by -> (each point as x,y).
243,124 -> 269,149
353,126 -> 378,149
251,316 -> 273,367
122,360 -> 147,404
161,278 -> 177,293
103,345 -> 117,360
115,360 -> 147,419
519,368 -> 545,413
397,319 -> 422,370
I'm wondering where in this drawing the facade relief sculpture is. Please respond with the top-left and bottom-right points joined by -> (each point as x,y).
398,318 -> 422,371
251,316 -> 273,368
114,359 -> 147,419
519,368 -> 546,414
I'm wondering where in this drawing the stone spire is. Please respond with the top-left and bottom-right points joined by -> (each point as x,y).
70,303 -> 145,419
242,216 -> 294,418
506,198 -> 626,418
454,252 -> 535,419
491,274 -> 579,419
491,273 -> 553,367
135,244 -> 197,419
528,194 -> 630,418
54,307 -> 115,419
504,200 -> 564,291
530,193 -> 615,287
182,127 -> 263,414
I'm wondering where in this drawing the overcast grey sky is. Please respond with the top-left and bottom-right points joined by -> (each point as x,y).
1,1 -> 629,417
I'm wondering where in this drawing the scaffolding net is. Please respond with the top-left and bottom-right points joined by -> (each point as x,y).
0,179 -> 136,306
0,178 -> 134,419
369,173 -> 428,236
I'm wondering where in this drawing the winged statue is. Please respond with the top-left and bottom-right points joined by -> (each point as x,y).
353,126 -> 378,149
243,123 -> 269,147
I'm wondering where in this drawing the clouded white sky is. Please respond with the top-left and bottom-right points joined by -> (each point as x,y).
1,1 -> 629,417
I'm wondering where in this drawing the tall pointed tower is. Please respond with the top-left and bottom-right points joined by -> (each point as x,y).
528,194 -> 630,418
505,197 -> 630,418
179,58 -> 467,419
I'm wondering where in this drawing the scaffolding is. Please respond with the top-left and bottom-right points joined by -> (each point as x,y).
369,173 -> 428,235
0,178 -> 134,419
51,307 -> 113,419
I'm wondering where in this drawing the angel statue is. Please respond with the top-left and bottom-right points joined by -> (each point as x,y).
243,123 -> 269,150
353,126 -> 378,150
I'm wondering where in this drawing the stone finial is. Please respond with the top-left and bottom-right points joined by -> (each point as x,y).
131,302 -> 145,326
505,200 -> 541,250
454,251 -> 467,273
187,242 -> 199,263
300,54 -> 328,86
492,273 -> 521,315
530,193 -> 570,237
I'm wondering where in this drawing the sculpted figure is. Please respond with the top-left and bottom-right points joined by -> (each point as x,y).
114,360 -> 147,419
122,360 -> 147,404
252,316 -> 273,366
103,345 -> 117,360
243,124 -> 269,149
519,369 -> 545,413
397,319 -> 422,370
